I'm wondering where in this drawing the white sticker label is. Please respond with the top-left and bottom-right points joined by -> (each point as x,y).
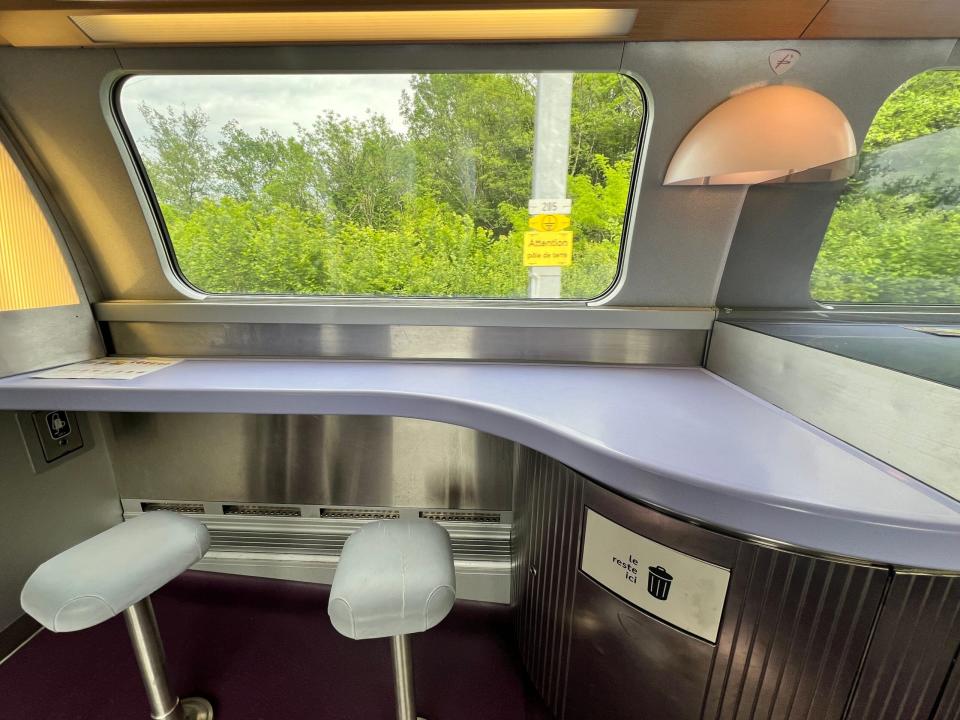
32,357 -> 182,380
580,509 -> 730,643
528,198 -> 572,215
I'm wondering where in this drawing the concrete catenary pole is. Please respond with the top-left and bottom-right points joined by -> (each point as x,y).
528,72 -> 573,298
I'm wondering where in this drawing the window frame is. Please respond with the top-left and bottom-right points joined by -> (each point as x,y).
808,66 -> 960,311
108,69 -> 648,305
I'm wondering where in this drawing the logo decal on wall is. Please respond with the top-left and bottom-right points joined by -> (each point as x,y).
769,49 -> 801,76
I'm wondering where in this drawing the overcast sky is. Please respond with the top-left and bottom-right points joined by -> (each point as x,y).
120,74 -> 414,145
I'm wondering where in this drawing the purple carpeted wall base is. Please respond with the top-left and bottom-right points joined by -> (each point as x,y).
0,571 -> 553,720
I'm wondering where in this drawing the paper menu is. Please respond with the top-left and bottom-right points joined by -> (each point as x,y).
31,357 -> 183,380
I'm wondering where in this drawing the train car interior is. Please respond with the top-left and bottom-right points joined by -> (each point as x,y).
0,2 -> 959,719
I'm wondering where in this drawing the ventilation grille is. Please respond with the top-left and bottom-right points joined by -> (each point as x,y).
142,502 -> 205,514
206,527 -> 509,562
320,508 -> 400,520
420,510 -> 502,523
223,504 -> 301,517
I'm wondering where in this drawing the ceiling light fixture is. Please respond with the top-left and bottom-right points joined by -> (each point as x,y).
69,8 -> 639,44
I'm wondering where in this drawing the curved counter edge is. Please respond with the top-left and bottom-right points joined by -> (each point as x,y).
0,358 -> 957,572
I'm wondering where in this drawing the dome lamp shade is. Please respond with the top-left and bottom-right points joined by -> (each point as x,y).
664,85 -> 858,186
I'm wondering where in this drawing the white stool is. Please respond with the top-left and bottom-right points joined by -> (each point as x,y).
328,519 -> 456,720
21,511 -> 213,720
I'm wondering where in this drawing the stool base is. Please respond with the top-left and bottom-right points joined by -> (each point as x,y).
182,697 -> 214,720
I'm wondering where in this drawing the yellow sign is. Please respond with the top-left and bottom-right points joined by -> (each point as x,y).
523,231 -> 573,266
527,214 -> 571,232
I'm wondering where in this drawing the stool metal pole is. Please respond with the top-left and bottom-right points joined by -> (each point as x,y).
391,634 -> 421,720
124,597 -> 186,720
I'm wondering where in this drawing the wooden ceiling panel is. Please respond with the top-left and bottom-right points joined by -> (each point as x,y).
626,0 -> 826,41
0,0 -> 956,46
804,0 -> 960,39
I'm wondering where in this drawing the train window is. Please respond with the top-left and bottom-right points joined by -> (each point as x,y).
0,138 -> 79,311
811,70 -> 960,305
118,73 -> 644,299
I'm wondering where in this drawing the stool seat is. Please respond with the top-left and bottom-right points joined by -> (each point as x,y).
21,511 -> 210,633
328,519 -> 456,640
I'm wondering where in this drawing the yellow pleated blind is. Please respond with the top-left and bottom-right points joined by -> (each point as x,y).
0,140 -> 78,311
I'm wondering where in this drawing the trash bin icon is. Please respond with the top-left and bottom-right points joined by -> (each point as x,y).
647,566 -> 673,601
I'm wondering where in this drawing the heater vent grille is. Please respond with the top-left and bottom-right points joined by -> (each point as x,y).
223,504 -> 302,517
420,510 -> 502,523
320,508 -> 400,520
142,502 -> 205,514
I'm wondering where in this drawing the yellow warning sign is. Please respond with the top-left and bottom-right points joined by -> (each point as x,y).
527,214 -> 571,232
523,231 -> 573,266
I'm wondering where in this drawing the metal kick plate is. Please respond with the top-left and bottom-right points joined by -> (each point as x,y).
580,509 -> 730,643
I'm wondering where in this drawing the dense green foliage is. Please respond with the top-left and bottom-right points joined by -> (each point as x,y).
136,73 -> 643,298
139,70 -> 960,305
811,71 -> 960,304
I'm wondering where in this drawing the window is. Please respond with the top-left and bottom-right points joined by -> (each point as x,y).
811,70 -> 960,305
0,138 -> 78,311
118,73 -> 644,300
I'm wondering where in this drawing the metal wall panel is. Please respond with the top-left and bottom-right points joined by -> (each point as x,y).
934,650 -> 960,720
0,411 -> 121,634
706,322 -> 960,503
512,446 -> 584,717
849,574 -> 960,720
104,322 -> 707,366
106,413 -> 515,510
513,450 -> 891,720
703,546 -> 886,720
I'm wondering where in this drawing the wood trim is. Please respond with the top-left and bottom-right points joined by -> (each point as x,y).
804,0 -> 960,39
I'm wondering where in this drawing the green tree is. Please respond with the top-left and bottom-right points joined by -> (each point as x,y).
300,113 -> 413,228
216,122 -> 324,213
401,73 -> 536,233
134,72 -> 642,299
138,104 -> 216,214
812,70 -> 960,304
863,71 -> 960,152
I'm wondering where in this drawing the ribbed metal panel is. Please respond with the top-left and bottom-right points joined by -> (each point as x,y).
0,140 -> 77,311
934,650 -> 960,720
703,546 -> 886,720
512,447 -> 584,718
850,573 -> 960,720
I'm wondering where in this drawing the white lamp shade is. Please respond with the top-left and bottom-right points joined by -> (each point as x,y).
664,85 -> 857,186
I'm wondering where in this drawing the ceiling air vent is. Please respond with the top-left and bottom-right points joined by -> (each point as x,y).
141,502 -> 204,514
223,504 -> 301,518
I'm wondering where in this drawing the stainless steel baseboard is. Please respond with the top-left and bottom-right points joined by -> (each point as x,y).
104,321 -> 707,366
124,500 -> 512,604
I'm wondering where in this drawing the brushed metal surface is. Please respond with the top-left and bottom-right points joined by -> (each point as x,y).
104,321 -> 707,366
106,413 -> 515,510
0,411 -> 121,633
706,322 -> 960,502
93,301 -> 716,330
849,573 -> 960,720
512,452 -> 893,720
1,304 -> 103,378
512,446 -> 584,718
123,505 -> 512,603
565,479 -> 743,720
702,547 -> 886,720
935,649 -> 960,720
726,321 -> 960,390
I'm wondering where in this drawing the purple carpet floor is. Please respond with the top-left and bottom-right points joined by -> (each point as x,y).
0,571 -> 553,719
